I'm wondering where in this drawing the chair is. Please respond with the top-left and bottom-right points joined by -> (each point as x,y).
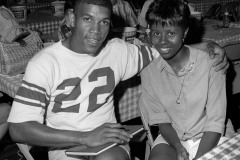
16,143 -> 34,160
114,75 -> 149,160
138,102 -> 154,160
114,75 -> 156,160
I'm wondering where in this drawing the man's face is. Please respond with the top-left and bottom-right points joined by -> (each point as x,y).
72,2 -> 111,56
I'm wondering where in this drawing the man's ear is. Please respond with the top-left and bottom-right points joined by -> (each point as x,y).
69,11 -> 75,27
66,9 -> 75,27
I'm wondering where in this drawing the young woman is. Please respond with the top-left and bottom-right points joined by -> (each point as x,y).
140,0 -> 229,159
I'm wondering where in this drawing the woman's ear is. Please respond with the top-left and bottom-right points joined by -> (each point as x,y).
184,27 -> 189,39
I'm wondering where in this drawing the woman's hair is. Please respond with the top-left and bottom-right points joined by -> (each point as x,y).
146,0 -> 190,29
73,0 -> 113,15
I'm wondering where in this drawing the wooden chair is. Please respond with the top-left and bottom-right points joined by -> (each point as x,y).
138,103 -> 154,160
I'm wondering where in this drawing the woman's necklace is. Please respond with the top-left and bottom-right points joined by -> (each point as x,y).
176,75 -> 186,104
175,62 -> 194,104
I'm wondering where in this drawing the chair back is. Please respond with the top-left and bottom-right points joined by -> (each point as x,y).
114,75 -> 155,160
16,143 -> 34,160
114,75 -> 141,123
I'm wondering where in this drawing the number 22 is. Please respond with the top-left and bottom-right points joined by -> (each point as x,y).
52,67 -> 115,113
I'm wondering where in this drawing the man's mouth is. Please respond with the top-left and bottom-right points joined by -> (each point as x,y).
88,38 -> 100,46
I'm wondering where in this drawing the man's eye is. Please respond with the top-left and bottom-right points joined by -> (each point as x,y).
83,17 -> 91,22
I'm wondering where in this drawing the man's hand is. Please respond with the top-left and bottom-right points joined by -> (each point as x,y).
81,123 -> 132,147
206,41 -> 229,74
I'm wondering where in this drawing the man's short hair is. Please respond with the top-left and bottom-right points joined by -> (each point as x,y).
74,0 -> 113,15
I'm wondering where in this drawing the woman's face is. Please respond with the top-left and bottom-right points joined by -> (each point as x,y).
151,23 -> 188,61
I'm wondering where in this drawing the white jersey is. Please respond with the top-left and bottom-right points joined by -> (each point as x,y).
8,38 -> 158,131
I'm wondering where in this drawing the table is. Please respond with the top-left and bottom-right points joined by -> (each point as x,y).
19,9 -> 63,35
24,2 -> 51,13
198,133 -> 240,160
202,20 -> 240,48
10,2 -> 51,13
188,0 -> 239,13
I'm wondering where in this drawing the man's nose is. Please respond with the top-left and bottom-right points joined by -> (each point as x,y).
90,23 -> 101,34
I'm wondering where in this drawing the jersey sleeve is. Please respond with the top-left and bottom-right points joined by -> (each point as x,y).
8,60 -> 50,124
115,39 -> 159,81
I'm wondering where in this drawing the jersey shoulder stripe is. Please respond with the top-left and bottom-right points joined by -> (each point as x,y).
138,45 -> 153,69
14,98 -> 43,108
16,80 -> 49,109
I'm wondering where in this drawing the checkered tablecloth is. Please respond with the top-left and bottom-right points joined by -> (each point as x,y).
202,20 -> 240,47
188,0 -> 239,13
198,134 -> 240,160
20,11 -> 63,35
114,76 -> 142,123
25,2 -> 51,13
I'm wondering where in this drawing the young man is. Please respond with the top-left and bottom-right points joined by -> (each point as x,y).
8,1 -> 158,160
139,0 -> 229,160
8,0 -> 228,160
58,0 -> 139,40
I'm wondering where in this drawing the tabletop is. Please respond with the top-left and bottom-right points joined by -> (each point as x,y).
198,133 -> 240,160
19,8 -> 63,35
202,20 -> 240,47
188,0 -> 239,13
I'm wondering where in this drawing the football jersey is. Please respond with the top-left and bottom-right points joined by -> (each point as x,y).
8,38 -> 159,131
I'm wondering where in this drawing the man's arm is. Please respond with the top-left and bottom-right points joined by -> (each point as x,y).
9,122 -> 132,148
189,41 -> 229,73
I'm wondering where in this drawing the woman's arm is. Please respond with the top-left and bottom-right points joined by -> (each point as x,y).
194,57 -> 227,159
194,132 -> 221,159
158,123 -> 189,160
